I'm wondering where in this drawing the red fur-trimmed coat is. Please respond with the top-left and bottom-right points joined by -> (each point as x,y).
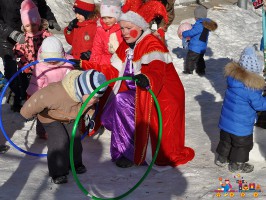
81,30 -> 195,167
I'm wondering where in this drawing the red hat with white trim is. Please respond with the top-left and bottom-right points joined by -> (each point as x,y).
119,0 -> 168,31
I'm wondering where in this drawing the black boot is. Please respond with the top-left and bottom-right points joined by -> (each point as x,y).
228,162 -> 254,173
52,175 -> 68,184
215,154 -> 229,167
182,70 -> 192,75
115,156 -> 134,168
0,144 -> 10,154
76,164 -> 87,174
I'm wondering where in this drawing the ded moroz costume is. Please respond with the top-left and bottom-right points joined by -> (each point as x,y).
80,0 -> 195,168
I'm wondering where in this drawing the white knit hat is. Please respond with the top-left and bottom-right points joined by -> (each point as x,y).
100,0 -> 121,19
239,46 -> 263,74
40,36 -> 64,59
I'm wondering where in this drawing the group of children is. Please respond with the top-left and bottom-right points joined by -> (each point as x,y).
10,0 -> 123,113
176,5 -> 266,174
4,0 -> 122,183
2,0 -> 266,184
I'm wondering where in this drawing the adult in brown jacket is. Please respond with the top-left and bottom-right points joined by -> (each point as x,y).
20,69 -> 107,184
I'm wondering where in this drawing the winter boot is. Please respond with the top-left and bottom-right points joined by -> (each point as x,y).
215,154 -> 229,167
52,175 -> 68,184
228,162 -> 254,173
115,156 -> 134,168
0,144 -> 10,154
75,164 -> 87,174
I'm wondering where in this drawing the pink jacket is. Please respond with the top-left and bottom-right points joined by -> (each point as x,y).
26,51 -> 74,96
89,19 -> 123,65
13,30 -> 52,73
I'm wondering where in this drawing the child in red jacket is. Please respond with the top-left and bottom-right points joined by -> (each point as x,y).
64,0 -> 98,60
89,0 -> 123,65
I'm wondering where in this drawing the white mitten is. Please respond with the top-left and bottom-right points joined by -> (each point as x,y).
108,33 -> 119,54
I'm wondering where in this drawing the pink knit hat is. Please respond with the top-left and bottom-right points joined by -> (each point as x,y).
100,0 -> 121,20
20,0 -> 41,26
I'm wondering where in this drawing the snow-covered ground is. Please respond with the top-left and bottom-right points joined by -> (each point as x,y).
1,3 -> 266,200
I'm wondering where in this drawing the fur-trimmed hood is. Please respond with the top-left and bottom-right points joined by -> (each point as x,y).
203,19 -> 217,31
224,62 -> 265,90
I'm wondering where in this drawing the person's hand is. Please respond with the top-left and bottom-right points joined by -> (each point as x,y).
48,20 -> 61,31
80,51 -> 91,60
69,59 -> 83,70
83,114 -> 95,132
67,18 -> 78,32
9,31 -> 25,44
132,74 -> 150,89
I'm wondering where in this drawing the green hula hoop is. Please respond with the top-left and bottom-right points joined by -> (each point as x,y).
70,76 -> 162,199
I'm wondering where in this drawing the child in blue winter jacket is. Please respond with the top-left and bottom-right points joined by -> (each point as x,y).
182,5 -> 217,76
216,46 -> 266,173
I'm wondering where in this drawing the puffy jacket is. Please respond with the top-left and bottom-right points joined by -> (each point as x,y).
90,19 -> 123,65
64,18 -> 97,59
26,51 -> 74,96
13,30 -> 52,73
21,81 -> 83,124
219,62 -> 266,136
182,18 -> 217,54
0,0 -> 57,57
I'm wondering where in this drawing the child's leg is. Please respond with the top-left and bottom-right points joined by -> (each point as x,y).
216,130 -> 232,159
184,50 -> 200,73
36,118 -> 47,139
64,121 -> 83,167
43,121 -> 70,178
3,55 -> 21,111
19,72 -> 31,102
229,134 -> 253,163
228,134 -> 254,173
195,53 -> 206,75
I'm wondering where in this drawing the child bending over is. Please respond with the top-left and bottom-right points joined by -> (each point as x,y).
20,69 -> 107,184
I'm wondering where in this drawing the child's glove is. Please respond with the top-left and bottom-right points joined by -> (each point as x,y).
9,31 -> 25,44
132,74 -> 150,89
67,18 -> 78,32
84,114 -> 95,132
48,20 -> 61,31
69,59 -> 83,70
80,51 -> 91,60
